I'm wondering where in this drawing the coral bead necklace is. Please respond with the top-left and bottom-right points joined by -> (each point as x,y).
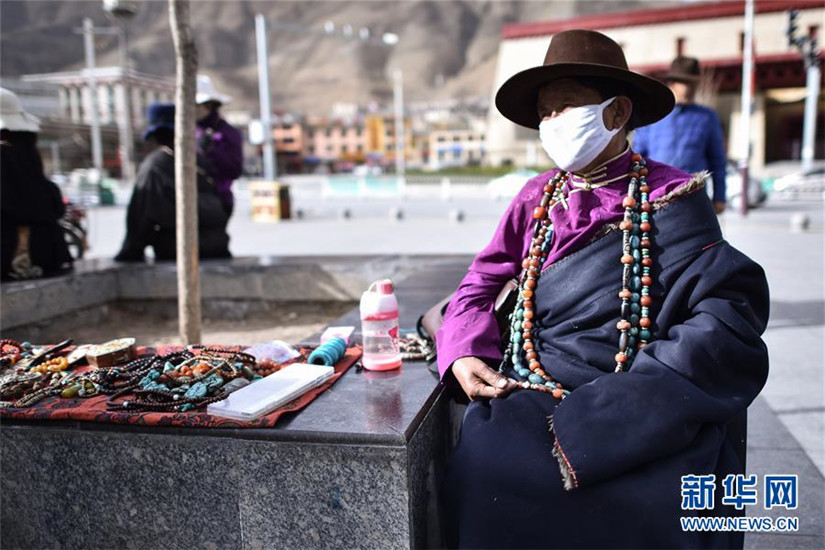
501,153 -> 655,400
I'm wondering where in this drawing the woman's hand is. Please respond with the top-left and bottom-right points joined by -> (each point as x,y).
452,356 -> 517,400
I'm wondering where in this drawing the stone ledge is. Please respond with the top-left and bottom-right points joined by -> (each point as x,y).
0,254 -> 475,332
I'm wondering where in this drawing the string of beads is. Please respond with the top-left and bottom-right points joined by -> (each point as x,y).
501,153 -> 656,398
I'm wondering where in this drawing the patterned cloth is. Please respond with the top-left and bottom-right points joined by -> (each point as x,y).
0,345 -> 361,428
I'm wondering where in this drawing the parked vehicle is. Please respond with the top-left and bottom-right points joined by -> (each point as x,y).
59,198 -> 88,260
772,164 -> 825,199
721,160 -> 767,209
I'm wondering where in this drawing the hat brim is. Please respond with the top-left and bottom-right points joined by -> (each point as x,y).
0,112 -> 41,132
495,63 -> 675,130
664,71 -> 701,83
143,123 -> 175,141
196,92 -> 232,105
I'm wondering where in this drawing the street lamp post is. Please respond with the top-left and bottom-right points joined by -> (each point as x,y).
738,0 -> 755,217
79,18 -> 104,172
255,14 -> 276,180
103,0 -> 138,181
787,9 -> 822,171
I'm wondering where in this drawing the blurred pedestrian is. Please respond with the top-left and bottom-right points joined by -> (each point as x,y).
1,87 -> 73,281
634,56 -> 728,214
196,75 -> 243,222
115,103 -> 230,262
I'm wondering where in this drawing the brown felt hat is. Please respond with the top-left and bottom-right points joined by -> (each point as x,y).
665,56 -> 702,83
495,29 -> 674,130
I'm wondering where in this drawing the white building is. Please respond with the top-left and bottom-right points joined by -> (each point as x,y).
486,1 -> 825,171
24,67 -> 175,129
427,129 -> 486,171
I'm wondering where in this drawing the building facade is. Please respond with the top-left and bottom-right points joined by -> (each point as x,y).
486,0 -> 825,172
427,129 -> 486,171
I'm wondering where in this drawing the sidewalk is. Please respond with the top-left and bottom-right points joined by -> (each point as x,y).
722,201 -> 824,547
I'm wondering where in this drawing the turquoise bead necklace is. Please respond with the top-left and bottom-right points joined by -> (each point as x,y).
500,153 -> 655,400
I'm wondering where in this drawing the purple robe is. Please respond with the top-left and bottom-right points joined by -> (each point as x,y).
196,111 -> 243,209
436,146 -> 689,377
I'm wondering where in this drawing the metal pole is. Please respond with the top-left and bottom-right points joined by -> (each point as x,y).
255,14 -> 276,180
738,0 -> 754,217
82,18 -> 104,172
117,22 -> 135,181
50,141 -> 61,174
169,0 -> 202,344
393,68 -> 405,188
801,62 -> 821,171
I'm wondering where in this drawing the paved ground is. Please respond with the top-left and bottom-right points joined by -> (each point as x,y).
82,182 -> 824,546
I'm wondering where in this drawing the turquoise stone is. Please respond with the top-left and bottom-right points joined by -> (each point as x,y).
514,320 -> 522,333
629,327 -> 639,337
632,263 -> 641,275
631,303 -> 641,314
631,224 -> 640,235
641,307 -> 650,316
640,329 -> 652,340
630,235 -> 640,249
528,373 -> 544,385
631,293 -> 640,303
631,212 -> 639,223
628,336 -> 637,348
641,212 -> 649,221
517,309 -> 524,320
513,333 -> 522,345
518,368 -> 531,378
163,362 -> 174,373
631,276 -> 641,291
179,404 -> 194,412
184,382 -> 207,399
630,314 -> 640,326
632,249 -> 641,262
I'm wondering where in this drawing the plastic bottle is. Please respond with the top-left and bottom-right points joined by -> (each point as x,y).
360,279 -> 402,371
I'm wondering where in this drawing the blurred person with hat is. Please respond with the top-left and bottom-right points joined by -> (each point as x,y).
633,56 -> 729,214
114,102 -> 230,262
1,87 -> 73,280
195,74 -> 243,223
435,30 -> 768,548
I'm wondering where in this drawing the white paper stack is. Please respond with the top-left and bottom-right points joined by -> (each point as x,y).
207,363 -> 334,421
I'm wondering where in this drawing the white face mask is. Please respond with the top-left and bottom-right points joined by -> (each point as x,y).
538,97 -> 619,173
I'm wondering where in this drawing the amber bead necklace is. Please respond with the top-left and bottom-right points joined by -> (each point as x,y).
501,153 -> 655,399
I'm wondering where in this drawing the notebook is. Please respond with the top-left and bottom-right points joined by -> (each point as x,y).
207,363 -> 335,421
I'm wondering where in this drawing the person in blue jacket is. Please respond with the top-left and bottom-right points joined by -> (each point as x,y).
634,56 -> 728,214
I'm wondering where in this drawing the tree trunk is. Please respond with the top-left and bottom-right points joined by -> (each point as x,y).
168,0 -> 202,344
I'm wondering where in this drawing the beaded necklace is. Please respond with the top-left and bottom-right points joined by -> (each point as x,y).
501,153 -> 655,400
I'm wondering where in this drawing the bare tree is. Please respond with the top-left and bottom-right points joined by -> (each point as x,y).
168,0 -> 202,343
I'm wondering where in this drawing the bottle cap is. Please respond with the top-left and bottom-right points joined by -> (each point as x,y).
377,279 -> 394,294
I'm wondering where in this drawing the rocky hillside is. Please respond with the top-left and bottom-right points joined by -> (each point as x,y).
1,0 -> 673,114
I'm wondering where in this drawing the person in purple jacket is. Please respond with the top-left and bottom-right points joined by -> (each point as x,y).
437,30 -> 769,548
196,75 -> 243,221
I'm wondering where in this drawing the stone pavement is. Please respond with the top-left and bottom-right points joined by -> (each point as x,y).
721,201 -> 824,548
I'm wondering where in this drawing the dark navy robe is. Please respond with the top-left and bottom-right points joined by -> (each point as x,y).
443,181 -> 769,548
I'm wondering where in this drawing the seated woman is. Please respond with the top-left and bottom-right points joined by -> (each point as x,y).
1,87 -> 73,280
437,30 -> 769,549
115,103 -> 231,262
